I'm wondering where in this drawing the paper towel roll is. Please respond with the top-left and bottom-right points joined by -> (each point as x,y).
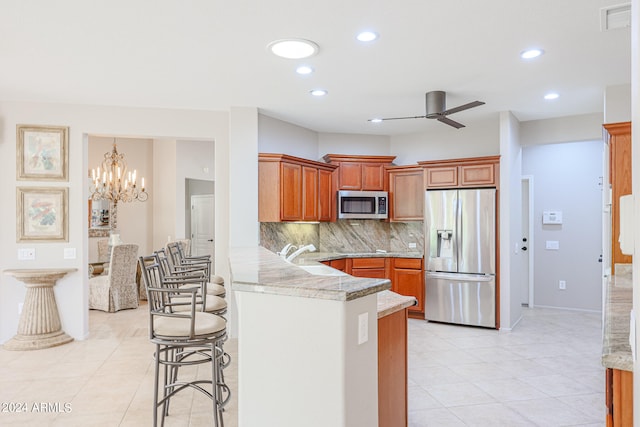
619,194 -> 634,256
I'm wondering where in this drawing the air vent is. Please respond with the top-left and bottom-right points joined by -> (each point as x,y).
600,3 -> 631,31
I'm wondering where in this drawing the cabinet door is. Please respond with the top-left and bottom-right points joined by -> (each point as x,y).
281,162 -> 302,220
460,164 -> 495,187
393,267 -> 424,315
608,123 -> 632,267
390,170 -> 424,221
426,166 -> 458,188
338,163 -> 362,190
302,166 -> 318,221
318,168 -> 333,221
362,163 -> 385,190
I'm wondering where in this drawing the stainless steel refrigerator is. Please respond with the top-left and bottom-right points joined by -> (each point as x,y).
424,188 -> 496,328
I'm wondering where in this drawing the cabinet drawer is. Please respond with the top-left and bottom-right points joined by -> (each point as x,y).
394,258 -> 422,270
329,258 -> 346,271
351,268 -> 387,279
351,257 -> 386,268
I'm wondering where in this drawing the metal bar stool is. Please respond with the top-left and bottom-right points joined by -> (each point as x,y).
139,256 -> 231,427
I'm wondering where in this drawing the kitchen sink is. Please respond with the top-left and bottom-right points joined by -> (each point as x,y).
299,264 -> 347,276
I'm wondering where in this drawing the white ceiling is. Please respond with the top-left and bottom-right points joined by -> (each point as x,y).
0,0 -> 631,136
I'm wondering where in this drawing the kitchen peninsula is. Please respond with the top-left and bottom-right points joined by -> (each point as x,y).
230,246 -> 415,427
602,263 -> 633,426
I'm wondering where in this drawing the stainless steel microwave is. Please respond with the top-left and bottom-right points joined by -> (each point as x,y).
337,190 -> 388,219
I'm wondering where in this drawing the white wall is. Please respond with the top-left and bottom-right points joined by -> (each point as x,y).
319,133 -> 390,161
258,114 -> 319,160
152,139 -> 177,249
499,111 -> 524,329
390,117 -> 500,165
522,141 -> 604,311
604,83 -> 631,124
520,113 -> 603,146
227,107 -> 260,337
629,0 -> 639,412
176,139 -> 215,239
0,101 -> 228,343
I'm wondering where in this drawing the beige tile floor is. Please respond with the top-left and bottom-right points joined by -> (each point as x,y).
408,307 -> 605,427
0,304 -> 603,426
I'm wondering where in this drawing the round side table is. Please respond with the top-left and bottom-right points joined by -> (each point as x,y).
3,268 -> 77,351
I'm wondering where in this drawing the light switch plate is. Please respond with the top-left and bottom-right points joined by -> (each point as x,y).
358,313 -> 368,345
545,240 -> 560,250
63,248 -> 77,259
18,248 -> 35,260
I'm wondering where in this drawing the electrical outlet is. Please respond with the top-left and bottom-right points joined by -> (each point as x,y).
559,280 -> 566,290
408,242 -> 417,249
358,313 -> 368,345
18,248 -> 35,260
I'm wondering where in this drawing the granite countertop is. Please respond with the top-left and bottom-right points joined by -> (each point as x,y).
229,246 -> 391,302
377,290 -> 416,319
292,251 -> 423,264
602,264 -> 633,372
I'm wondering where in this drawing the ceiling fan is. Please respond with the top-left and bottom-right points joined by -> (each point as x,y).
370,91 -> 485,129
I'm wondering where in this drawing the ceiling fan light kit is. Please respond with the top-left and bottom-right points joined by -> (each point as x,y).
370,90 -> 485,129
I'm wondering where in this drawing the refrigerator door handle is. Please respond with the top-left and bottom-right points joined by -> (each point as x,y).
426,272 -> 494,282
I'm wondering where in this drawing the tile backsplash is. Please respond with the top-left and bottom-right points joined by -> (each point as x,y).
260,221 -> 423,255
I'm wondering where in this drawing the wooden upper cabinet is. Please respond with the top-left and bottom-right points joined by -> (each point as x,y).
338,162 -> 363,190
259,153 -> 337,222
387,165 -> 424,221
302,166 -> 318,221
419,156 -> 500,189
362,163 -> 386,190
281,162 -> 303,220
318,168 -> 333,221
460,163 -> 496,186
606,122 -> 632,267
323,154 -> 396,191
425,166 -> 458,188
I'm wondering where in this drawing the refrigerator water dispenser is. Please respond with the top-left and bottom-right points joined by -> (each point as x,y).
436,230 -> 454,259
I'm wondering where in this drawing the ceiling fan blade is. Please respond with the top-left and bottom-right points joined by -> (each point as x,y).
437,116 -> 465,129
443,100 -> 485,116
368,115 -> 428,121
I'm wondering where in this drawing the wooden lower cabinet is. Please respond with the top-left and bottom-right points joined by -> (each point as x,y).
378,307 -> 408,427
392,258 -> 424,317
320,258 -> 347,272
606,368 -> 633,427
348,257 -> 390,278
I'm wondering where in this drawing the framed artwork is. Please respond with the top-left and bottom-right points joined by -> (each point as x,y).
16,124 -> 69,181
17,187 -> 69,242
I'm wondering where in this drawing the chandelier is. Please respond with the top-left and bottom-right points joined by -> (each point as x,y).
89,139 -> 148,230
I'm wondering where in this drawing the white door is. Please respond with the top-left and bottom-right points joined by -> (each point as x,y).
521,176 -> 534,307
191,194 -> 215,263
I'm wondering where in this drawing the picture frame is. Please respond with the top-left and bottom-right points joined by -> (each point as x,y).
16,124 -> 69,181
17,187 -> 69,242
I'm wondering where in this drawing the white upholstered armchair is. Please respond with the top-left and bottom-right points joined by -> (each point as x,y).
89,243 -> 140,312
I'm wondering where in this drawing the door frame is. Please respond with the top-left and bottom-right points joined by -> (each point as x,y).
522,175 -> 535,307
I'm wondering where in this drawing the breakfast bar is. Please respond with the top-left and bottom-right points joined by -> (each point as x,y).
230,246 -> 412,427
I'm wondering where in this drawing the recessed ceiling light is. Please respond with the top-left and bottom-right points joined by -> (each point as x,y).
310,89 -> 328,97
520,48 -> 544,59
268,39 -> 319,59
544,92 -> 559,100
356,31 -> 379,42
369,118 -> 383,123
296,65 -> 314,75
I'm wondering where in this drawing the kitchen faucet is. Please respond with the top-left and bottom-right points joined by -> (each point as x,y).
278,243 -> 297,259
285,244 -> 317,262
